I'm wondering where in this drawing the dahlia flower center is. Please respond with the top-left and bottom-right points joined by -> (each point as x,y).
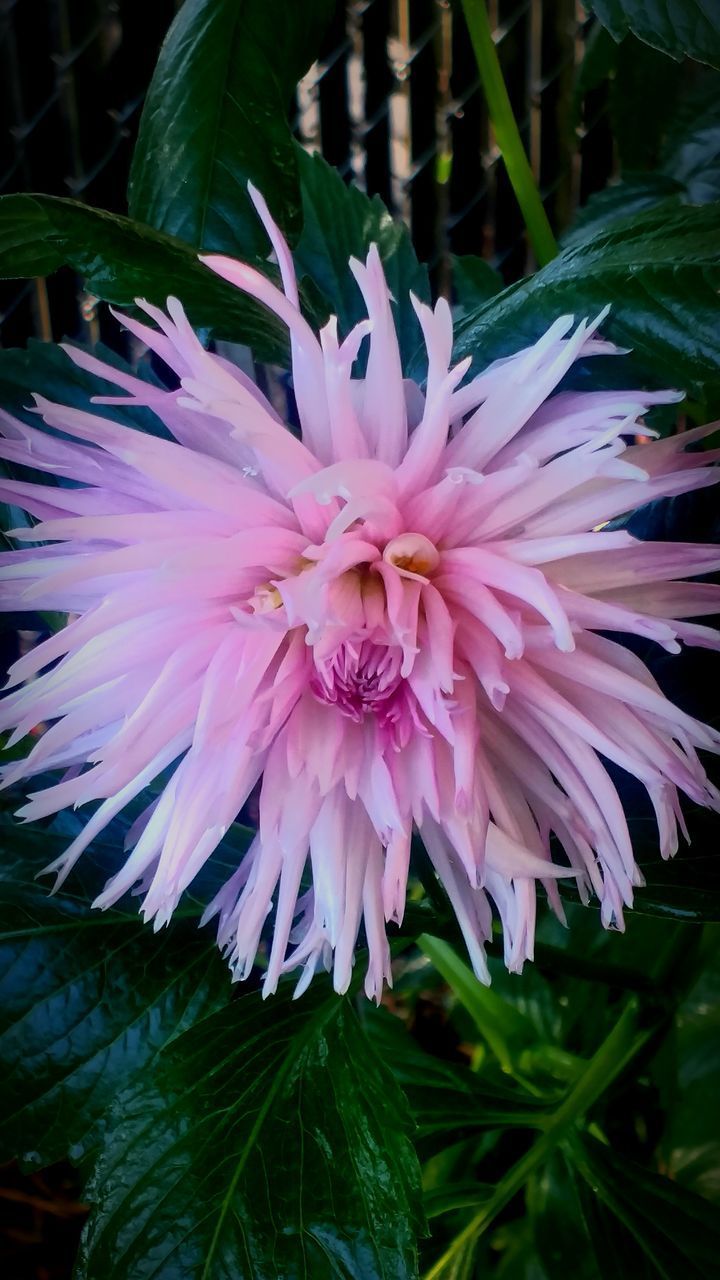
310,640 -> 404,722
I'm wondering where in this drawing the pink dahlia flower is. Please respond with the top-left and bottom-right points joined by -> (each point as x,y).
1,188 -> 719,1000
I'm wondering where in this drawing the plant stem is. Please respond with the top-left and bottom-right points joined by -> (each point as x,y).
460,0 -> 558,266
423,997 -> 652,1279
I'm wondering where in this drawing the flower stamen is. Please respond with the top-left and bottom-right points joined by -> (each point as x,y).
383,532 -> 439,576
249,584 -> 283,613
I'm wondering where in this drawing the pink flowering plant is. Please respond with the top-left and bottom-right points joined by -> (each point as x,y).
1,1 -> 720,1277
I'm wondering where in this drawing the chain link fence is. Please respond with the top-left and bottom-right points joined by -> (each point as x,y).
0,0 -> 613,350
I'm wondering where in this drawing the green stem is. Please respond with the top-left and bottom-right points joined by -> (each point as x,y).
460,0 -> 558,266
423,998 -> 651,1279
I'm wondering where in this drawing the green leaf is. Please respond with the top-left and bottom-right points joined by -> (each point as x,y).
573,40 -> 719,201
422,999 -> 655,1280
77,988 -> 424,1280
0,338 -> 164,438
0,818 -> 229,1170
585,0 -> 720,70
0,816 -> 424,1274
530,1145 -> 667,1280
294,148 -> 431,369
452,256 -> 504,315
452,203 -> 720,405
0,194 -> 289,363
571,1131 -> 720,1279
562,175 -> 684,248
362,1006 -> 547,1143
424,1181 -> 493,1220
418,934 -> 536,1076
129,0 -> 333,258
528,1150 -> 605,1280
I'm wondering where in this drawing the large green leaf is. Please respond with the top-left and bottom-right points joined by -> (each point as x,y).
0,813 -> 425,1275
571,1131 -> 720,1279
77,989 -> 424,1280
129,0 -> 334,258
294,148 -> 430,369
0,194 -> 289,362
585,0 -> 720,70
0,819 -> 228,1170
452,203 -> 720,405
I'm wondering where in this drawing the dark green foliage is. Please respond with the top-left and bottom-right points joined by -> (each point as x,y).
0,339 -> 164,437
77,990 -> 423,1280
0,195 -> 289,362
0,819 -> 424,1280
0,819 -> 229,1170
561,175 -> 685,248
571,1132 -> 720,1278
528,1150 -> 606,1280
453,203 -> 720,406
564,60 -> 720,244
585,0 -> 720,70
129,0 -> 335,259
